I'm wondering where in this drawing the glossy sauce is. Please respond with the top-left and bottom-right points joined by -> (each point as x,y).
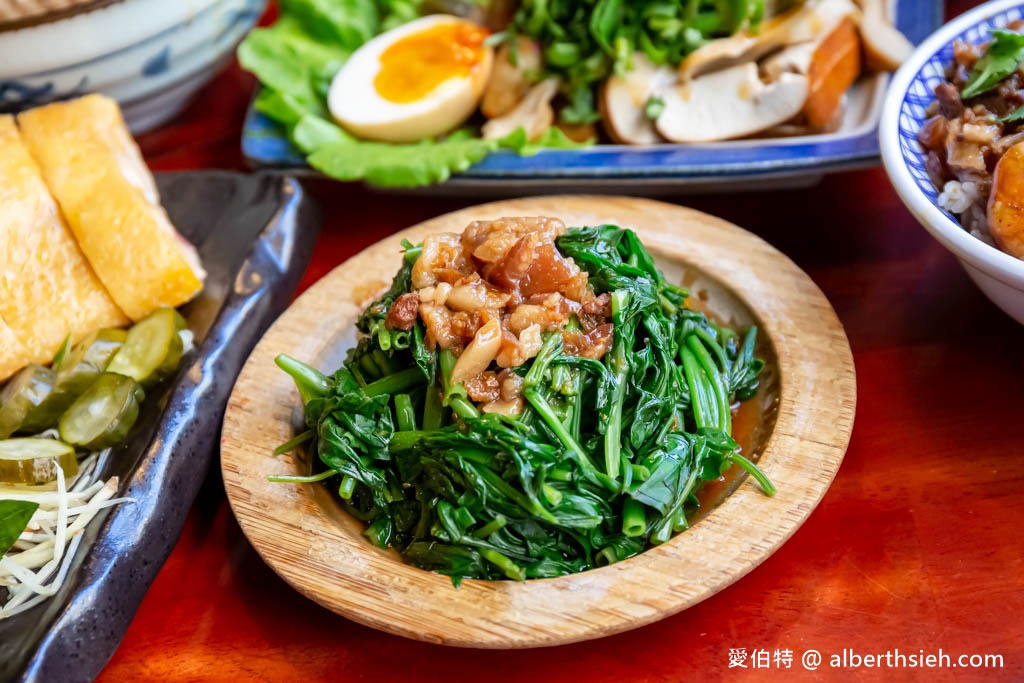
374,22 -> 489,104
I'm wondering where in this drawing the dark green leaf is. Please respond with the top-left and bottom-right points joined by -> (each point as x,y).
0,500 -> 38,556
404,541 -> 488,580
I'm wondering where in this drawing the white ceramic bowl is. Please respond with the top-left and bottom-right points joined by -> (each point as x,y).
0,0 -> 266,132
881,0 -> 1024,324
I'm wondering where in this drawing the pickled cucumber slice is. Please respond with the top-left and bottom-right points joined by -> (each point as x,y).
58,328 -> 128,374
20,328 -> 129,434
106,309 -> 185,388
58,373 -> 141,451
0,365 -> 56,439
0,438 -> 78,485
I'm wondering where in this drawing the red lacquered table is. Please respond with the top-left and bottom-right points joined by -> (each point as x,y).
99,6 -> 1024,679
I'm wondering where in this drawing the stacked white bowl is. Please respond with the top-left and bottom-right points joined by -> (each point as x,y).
0,0 -> 267,132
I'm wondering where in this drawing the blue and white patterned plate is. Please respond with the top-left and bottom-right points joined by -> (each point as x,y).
881,0 -> 1024,322
243,0 -> 941,193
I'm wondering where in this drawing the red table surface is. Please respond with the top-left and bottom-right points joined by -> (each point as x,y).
96,3 -> 1024,680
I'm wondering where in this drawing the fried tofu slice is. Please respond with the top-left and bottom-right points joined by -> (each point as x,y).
804,17 -> 862,129
0,115 -> 129,381
17,94 -> 205,321
0,313 -> 30,382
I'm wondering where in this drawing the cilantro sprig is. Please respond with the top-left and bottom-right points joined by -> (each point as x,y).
962,28 -> 1024,99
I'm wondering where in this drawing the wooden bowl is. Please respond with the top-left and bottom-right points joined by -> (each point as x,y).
221,196 -> 856,648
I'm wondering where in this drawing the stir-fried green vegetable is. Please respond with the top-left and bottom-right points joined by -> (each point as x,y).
276,225 -> 773,584
509,0 -> 765,123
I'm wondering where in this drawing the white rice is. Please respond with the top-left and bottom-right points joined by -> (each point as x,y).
937,180 -> 981,214
937,180 -> 995,245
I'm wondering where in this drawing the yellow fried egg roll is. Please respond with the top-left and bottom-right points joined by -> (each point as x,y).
17,94 -> 205,321
0,115 -> 128,381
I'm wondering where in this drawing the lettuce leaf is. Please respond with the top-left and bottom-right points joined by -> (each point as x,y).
278,0 -> 380,49
287,114 -> 591,188
309,134 -> 500,187
238,15 -> 349,117
289,115 -> 494,186
238,0 -> 419,116
254,88 -> 316,128
292,114 -> 354,151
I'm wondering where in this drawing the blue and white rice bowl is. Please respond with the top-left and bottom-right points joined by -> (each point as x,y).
881,0 -> 1024,323
0,0 -> 266,132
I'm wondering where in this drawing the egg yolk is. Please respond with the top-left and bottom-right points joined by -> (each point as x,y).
374,22 -> 489,104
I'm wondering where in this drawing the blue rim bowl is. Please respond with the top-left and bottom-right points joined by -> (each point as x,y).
881,0 -> 1024,321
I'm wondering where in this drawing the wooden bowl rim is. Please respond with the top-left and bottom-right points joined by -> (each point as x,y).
221,195 -> 856,649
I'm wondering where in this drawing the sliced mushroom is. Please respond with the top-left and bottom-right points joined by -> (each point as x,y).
676,34 -> 764,83
600,52 -> 676,145
451,318 -> 502,385
482,77 -> 559,141
656,63 -> 809,143
481,36 -> 544,119
677,0 -> 860,81
857,0 -> 913,71
761,43 -> 817,82
761,16 -> 861,129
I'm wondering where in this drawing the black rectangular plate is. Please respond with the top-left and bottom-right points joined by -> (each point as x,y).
0,171 -> 321,683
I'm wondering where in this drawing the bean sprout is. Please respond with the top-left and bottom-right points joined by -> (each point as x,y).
0,447 -> 131,619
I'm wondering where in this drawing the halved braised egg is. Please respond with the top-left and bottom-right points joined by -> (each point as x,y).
327,15 -> 493,143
